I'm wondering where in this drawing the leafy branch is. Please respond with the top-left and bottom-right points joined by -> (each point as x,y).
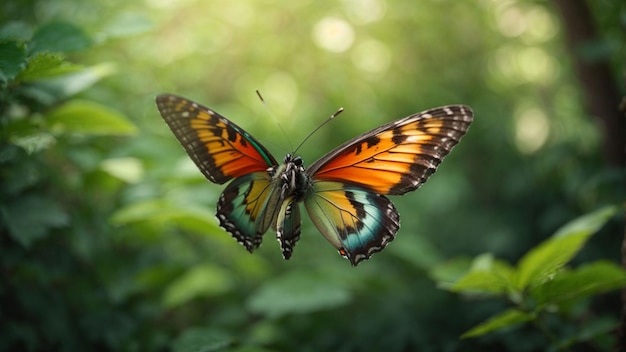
443,206 -> 625,348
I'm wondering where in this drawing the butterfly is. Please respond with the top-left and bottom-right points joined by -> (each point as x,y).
156,94 -> 473,266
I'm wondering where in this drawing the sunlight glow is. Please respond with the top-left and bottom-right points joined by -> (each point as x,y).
312,17 -> 355,53
221,2 -> 254,27
521,7 -> 558,44
100,157 -> 144,183
262,71 -> 299,117
495,3 -> 556,44
517,46 -> 556,83
343,0 -> 386,24
351,39 -> 391,73
145,0 -> 195,9
514,106 -> 550,154
497,6 -> 526,37
490,45 -> 557,85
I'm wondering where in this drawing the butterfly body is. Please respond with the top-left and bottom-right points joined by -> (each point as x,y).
156,94 -> 473,266
217,153 -> 310,259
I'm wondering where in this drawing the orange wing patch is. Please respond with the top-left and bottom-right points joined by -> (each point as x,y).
310,105 -> 473,195
157,95 -> 277,184
189,110 -> 271,178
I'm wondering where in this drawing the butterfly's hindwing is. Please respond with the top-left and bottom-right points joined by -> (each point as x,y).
217,172 -> 275,252
156,94 -> 277,184
308,105 -> 473,195
304,181 -> 399,266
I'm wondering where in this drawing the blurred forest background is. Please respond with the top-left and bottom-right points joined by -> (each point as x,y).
1,0 -> 624,351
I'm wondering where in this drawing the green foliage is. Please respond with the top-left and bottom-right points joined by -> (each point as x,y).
1,13 -> 142,351
246,270 -> 352,318
0,41 -> 27,81
17,52 -> 81,81
28,22 -> 92,54
1,1 -> 624,351
448,206 -> 626,347
46,99 -> 137,135
462,309 -> 534,338
171,327 -> 234,352
163,264 -> 234,309
2,195 -> 69,248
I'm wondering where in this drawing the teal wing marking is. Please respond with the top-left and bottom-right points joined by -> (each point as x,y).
304,181 -> 400,266
217,172 -> 275,251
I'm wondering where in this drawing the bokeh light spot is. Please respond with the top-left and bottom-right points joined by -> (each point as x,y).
514,105 -> 550,154
262,71 -> 299,118
312,17 -> 355,53
343,0 -> 386,24
521,6 -> 558,44
351,39 -> 391,73
497,6 -> 527,38
495,4 -> 557,44
489,45 -> 557,85
517,46 -> 556,84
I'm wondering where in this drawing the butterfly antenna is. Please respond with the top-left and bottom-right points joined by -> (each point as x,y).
292,107 -> 344,155
256,90 -> 294,151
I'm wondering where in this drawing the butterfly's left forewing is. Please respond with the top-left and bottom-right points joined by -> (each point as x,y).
305,105 -> 473,265
157,94 -> 281,252
156,94 -> 277,184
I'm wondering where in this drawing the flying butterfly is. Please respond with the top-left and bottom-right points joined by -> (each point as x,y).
156,94 -> 473,266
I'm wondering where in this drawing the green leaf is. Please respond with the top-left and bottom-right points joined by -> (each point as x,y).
461,309 -> 534,338
553,205 -> 617,239
33,63 -> 116,100
110,199 -> 221,235
110,199 -> 179,224
0,21 -> 33,41
554,316 -> 618,350
247,270 -> 351,318
515,206 -> 617,289
17,52 -> 83,81
389,234 -> 443,270
228,347 -> 278,352
46,99 -> 137,136
172,327 -> 234,352
162,264 -> 233,308
1,195 -> 69,248
531,260 -> 626,305
29,22 -> 92,54
100,157 -> 144,183
10,132 -> 56,154
0,41 -> 27,81
430,257 -> 472,288
449,253 -> 516,295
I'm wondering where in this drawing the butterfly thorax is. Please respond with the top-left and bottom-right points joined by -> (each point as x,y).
276,154 -> 311,202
